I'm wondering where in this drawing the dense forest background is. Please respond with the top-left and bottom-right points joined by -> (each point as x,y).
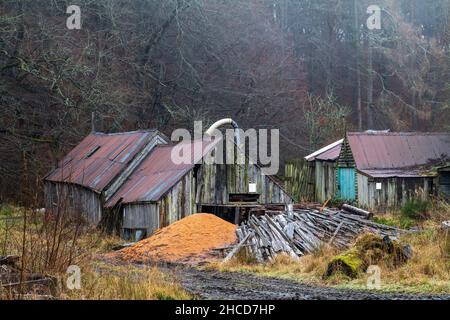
1,0 -> 450,204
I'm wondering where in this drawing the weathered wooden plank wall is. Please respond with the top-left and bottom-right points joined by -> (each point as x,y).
337,138 -> 355,167
122,172 -> 195,236
196,162 -> 291,205
44,181 -> 102,224
284,159 -> 315,202
315,161 -> 337,203
122,203 -> 159,234
357,173 -> 434,212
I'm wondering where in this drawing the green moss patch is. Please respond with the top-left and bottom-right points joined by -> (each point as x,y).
325,248 -> 363,278
324,233 -> 412,279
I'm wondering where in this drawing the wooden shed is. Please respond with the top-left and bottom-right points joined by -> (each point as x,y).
341,132 -> 450,211
305,132 -> 450,211
44,130 -> 168,225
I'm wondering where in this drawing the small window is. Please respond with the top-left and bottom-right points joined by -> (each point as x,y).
85,146 -> 100,158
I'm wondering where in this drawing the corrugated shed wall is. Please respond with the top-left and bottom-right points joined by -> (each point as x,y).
123,203 -> 159,234
122,172 -> 195,236
44,181 -> 102,224
196,163 -> 291,205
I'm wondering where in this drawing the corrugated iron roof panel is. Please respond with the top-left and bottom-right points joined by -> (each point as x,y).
316,143 -> 342,161
347,132 -> 450,170
105,139 -> 219,206
305,139 -> 343,161
45,130 -> 158,192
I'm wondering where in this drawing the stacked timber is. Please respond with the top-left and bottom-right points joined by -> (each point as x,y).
230,207 -> 403,263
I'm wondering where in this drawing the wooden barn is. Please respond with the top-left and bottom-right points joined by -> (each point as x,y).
44,126 -> 292,240
44,130 -> 168,224
305,132 -> 450,211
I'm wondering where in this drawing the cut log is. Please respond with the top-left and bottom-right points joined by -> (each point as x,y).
342,204 -> 372,219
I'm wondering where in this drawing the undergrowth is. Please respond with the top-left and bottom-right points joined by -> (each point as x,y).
0,205 -> 191,300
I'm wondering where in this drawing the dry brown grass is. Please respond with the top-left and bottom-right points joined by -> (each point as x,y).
61,262 -> 194,300
0,206 -> 192,300
374,227 -> 449,292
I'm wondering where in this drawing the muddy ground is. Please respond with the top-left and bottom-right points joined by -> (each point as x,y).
174,267 -> 450,300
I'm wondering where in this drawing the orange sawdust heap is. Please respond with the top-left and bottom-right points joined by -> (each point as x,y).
113,213 -> 237,265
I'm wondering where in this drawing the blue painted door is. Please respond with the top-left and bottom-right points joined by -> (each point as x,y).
338,168 -> 356,200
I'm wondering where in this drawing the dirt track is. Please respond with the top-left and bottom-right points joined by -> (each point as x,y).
176,268 -> 450,300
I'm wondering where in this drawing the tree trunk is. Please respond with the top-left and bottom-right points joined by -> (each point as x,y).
354,0 -> 362,131
367,39 -> 374,129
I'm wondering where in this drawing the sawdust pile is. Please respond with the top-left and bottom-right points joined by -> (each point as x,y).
113,213 -> 237,265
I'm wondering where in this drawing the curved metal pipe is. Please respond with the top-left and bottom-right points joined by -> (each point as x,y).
205,118 -> 240,146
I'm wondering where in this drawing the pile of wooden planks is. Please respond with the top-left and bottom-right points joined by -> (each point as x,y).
230,207 -> 403,263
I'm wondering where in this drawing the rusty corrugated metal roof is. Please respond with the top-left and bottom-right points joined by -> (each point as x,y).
105,139 -> 219,206
45,130 -> 159,192
347,132 -> 450,173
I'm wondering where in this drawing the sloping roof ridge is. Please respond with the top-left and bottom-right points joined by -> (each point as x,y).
347,131 -> 450,136
157,142 -> 177,147
103,132 -> 167,202
92,129 -> 158,136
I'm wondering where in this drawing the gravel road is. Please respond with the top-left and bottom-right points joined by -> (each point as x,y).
176,268 -> 450,300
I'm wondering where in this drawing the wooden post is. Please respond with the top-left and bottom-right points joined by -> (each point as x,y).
91,112 -> 96,133
234,206 -> 240,225
223,232 -> 252,263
